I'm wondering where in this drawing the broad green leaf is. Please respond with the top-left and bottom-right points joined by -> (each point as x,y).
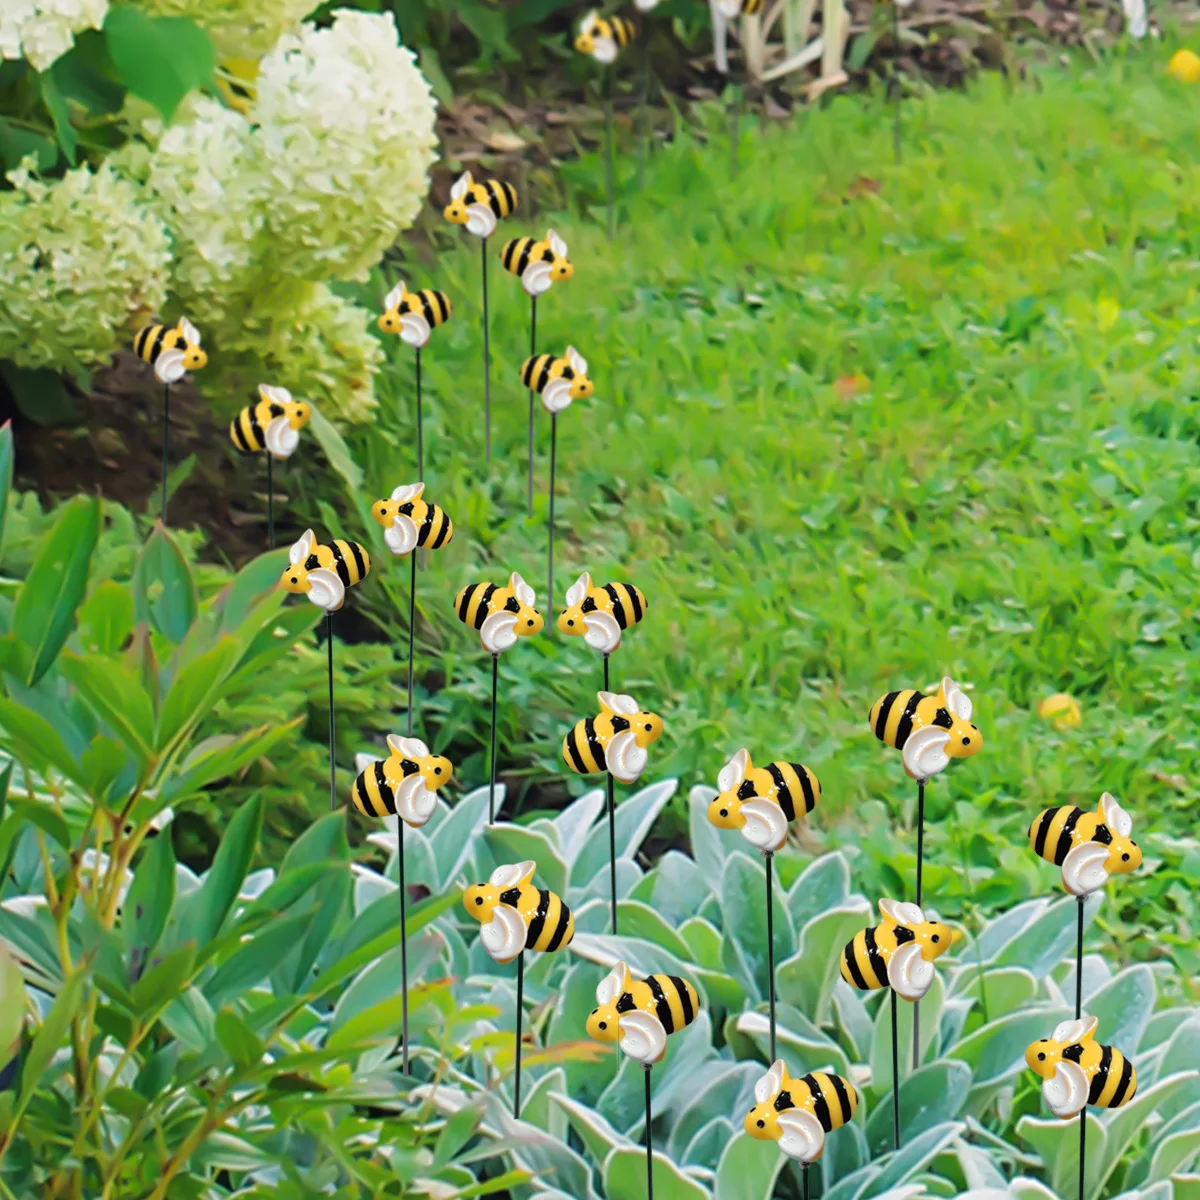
1016,1112 -> 1108,1199
308,406 -> 364,495
614,901 -> 696,964
0,908 -> 61,988
952,1005 -> 1065,1090
60,653 -> 154,760
154,636 -> 239,751
1148,1121 -> 1200,1184
191,794 -> 263,945
719,850 -> 794,1001
484,822 -> 568,898
163,719 -> 300,803
217,548 -> 289,633
865,1059 -> 971,1153
0,122 -> 57,172
0,697 -> 84,786
204,913 -> 312,1006
131,943 -> 196,1016
103,6 -> 214,121
603,1145 -> 711,1200
787,852 -> 851,930
1098,1071 -> 1199,1190
11,495 -> 100,684
121,830 -> 175,963
776,898 -> 871,1025
133,524 -> 197,643
16,966 -> 88,1113
554,1092 -> 632,1167
433,1098 -> 487,1171
1084,964 -> 1156,1056
160,986 -> 215,1054
76,580 -> 135,655
994,895 -> 1094,979
714,1132 -> 784,1200
857,1121 -> 964,1197
554,787 -> 605,867
687,783 -> 725,894
871,972 -> 945,1090
37,71 -> 77,164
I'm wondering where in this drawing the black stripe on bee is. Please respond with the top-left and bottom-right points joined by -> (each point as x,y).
794,763 -> 816,813
843,942 -> 869,990
615,992 -> 636,1013
892,924 -> 915,945
766,763 -> 795,821
933,707 -> 954,729
546,900 -> 572,951
863,927 -> 888,983
610,716 -> 630,733
893,691 -> 924,748
604,584 -> 627,628
773,1090 -> 794,1112
565,729 -> 589,774
1063,1042 -> 1086,1063
804,1075 -> 833,1131
1093,823 -> 1113,846
328,542 -> 351,587
670,975 -> 693,1023
628,586 -> 644,623
1110,1054 -> 1134,1107
874,691 -> 900,739
475,583 -> 497,628
646,976 -> 673,1031
499,887 -> 522,906
1087,1045 -> 1112,1104
418,507 -> 436,545
1034,808 -> 1057,858
431,509 -> 451,548
829,1074 -> 853,1124
1054,807 -> 1084,866
149,327 -> 167,362
583,718 -> 607,769
536,358 -> 555,393
305,554 -> 321,570
526,889 -> 551,947
737,779 -> 756,801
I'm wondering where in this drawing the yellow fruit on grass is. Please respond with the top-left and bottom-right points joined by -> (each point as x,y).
1038,693 -> 1081,730
1167,49 -> 1200,84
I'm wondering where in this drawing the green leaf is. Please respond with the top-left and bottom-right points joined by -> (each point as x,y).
0,697 -> 84,786
122,830 -> 175,964
0,364 -> 77,428
217,549 -> 290,634
0,943 -> 26,1061
163,719 -> 300,803
103,6 -> 214,121
0,422 -> 12,552
154,636 -> 239,751
214,1008 -> 264,1071
11,495 -> 100,684
191,794 -> 263,945
133,525 -> 197,644
865,1059 -> 971,1153
714,1132 -> 784,1200
484,823 -> 568,898
76,580 -> 135,655
603,1145 -> 711,1200
203,913 -> 312,1007
16,966 -> 88,1114
0,121 -> 57,172
130,943 -> 196,1016
308,407 -> 364,496
49,33 -> 126,115
775,898 -> 871,1025
60,653 -> 154,761
37,71 -> 77,165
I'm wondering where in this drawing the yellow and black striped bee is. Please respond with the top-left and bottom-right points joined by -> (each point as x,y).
281,528 -> 370,612
463,860 -> 575,964
501,230 -> 574,297
575,11 -> 637,63
351,736 -> 453,826
562,691 -> 663,785
840,899 -> 951,1002
869,675 -> 981,782
1026,1015 -> 1137,1120
371,483 -> 453,558
707,748 -> 819,853
1028,792 -> 1141,897
443,170 -> 517,239
378,281 -> 451,349
454,572 -> 544,655
520,346 -> 594,415
586,959 -> 699,1064
744,1059 -> 858,1164
557,571 -> 646,655
229,384 -> 311,459
133,316 -> 207,384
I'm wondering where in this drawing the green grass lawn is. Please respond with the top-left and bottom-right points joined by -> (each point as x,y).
295,53 -> 1200,984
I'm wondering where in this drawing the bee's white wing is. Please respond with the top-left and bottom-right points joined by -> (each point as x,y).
776,1109 -> 826,1164
384,514 -> 419,557
564,572 -> 591,608
289,529 -> 315,565
154,348 -> 187,384
464,203 -> 497,238
179,316 -> 200,345
489,860 -> 536,889
521,261 -> 554,297
480,610 -> 519,655
258,383 -> 292,405
384,283 -> 405,310
1061,841 -> 1111,897
389,482 -> 425,503
739,798 -> 788,853
510,572 -> 537,608
547,229 -> 568,257
901,726 -> 951,781
753,1059 -> 786,1105
710,0 -> 730,74
1098,791 -> 1132,837
264,416 -> 300,459
596,960 -> 627,1006
941,676 -> 972,720
1044,1060 -> 1089,1120
599,691 -> 639,716
566,345 -> 588,376
886,941 -> 934,1002
617,1010 -> 666,1064
304,568 -> 344,612
387,735 -> 430,760
400,311 -> 431,347
717,747 -> 750,793
606,730 -> 647,785
450,172 -> 471,200
1051,1015 -> 1098,1045
879,898 -> 925,928
591,35 -> 618,64
395,774 -> 436,827
354,751 -> 376,774
582,611 -> 621,655
540,376 -> 574,414
715,0 -> 743,15
481,903 -> 526,964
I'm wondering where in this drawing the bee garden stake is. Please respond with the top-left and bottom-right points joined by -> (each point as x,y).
281,529 -> 371,809
563,691 -> 663,932
352,736 -> 453,1073
840,899 -> 951,1149
443,172 -> 517,462
708,748 -> 820,1061
501,231 -> 574,515
379,281 -> 452,485
372,484 -> 453,735
870,675 -> 980,1067
133,316 -> 206,524
464,861 -> 574,1117
587,960 -> 700,1200
229,384 -> 312,549
1027,791 -> 1141,1200
454,573 -> 544,823
518,345 -> 594,603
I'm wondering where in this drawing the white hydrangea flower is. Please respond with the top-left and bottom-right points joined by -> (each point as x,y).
0,160 -> 170,370
1,0 -> 108,71
131,0 -> 319,56
250,8 -> 438,282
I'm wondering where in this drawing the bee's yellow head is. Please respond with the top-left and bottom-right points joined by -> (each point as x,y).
1025,1036 -> 1063,1081
516,605 -> 545,638
744,1099 -> 783,1141
631,709 -> 663,748
570,374 -> 595,401
378,308 -> 402,334
550,256 -> 574,284
916,918 -> 952,963
707,790 -> 744,831
443,197 -> 469,225
586,1002 -> 620,1043
947,718 -> 982,760
287,400 -> 312,430
183,345 -> 207,371
371,498 -> 400,528
1108,836 -> 1141,876
575,30 -> 596,54
420,754 -> 453,791
709,749 -> 751,831
1096,792 -> 1140,876
557,604 -> 585,636
280,565 -> 309,594
463,882 -> 500,925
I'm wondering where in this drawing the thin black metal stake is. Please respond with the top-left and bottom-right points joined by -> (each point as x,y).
415,347 -> 424,484
766,850 -> 776,1063
548,413 -> 557,607
399,817 -> 409,1075
406,553 -> 416,738
1079,1110 -> 1087,1200
730,83 -> 740,177
644,1064 -> 654,1200
891,988 -> 900,1150
326,612 -> 336,811
514,950 -> 524,1118
481,239 -> 492,462
266,452 -> 274,551
637,38 -> 650,191
803,1165 -> 810,1200
604,68 -> 616,241
607,772 -> 617,934
891,0 -> 902,166
161,383 -> 170,524
488,654 -> 499,824
913,779 -> 925,1069
528,295 -> 536,517
1075,895 -> 1084,1019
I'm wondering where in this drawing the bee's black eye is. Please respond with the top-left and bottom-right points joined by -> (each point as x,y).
527,618 -> 535,626
961,737 -> 971,745
567,619 -> 574,626
598,1021 -> 606,1030
1037,1052 -> 1046,1061
719,809 -> 728,818
434,767 -> 442,774
756,1119 -> 765,1128
1122,853 -> 1130,862
475,897 -> 483,905
931,934 -> 940,943
644,723 -> 652,731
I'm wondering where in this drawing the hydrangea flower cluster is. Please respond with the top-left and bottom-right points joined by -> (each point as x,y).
0,0 -> 108,71
0,161 -> 170,372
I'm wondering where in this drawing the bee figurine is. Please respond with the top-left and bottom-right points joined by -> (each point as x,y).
707,748 -> 820,854
840,899 -> 951,1002
454,572 -> 544,656
371,482 -> 453,558
229,384 -> 312,459
351,735 -> 453,826
575,11 -> 637,64
520,346 -> 594,415
378,281 -> 451,349
1028,792 -> 1141,898
501,230 -> 574,297
562,691 -> 663,785
557,571 -> 647,656
463,860 -> 575,964
744,1059 -> 858,1164
586,959 -> 699,1064
869,675 -> 982,782
133,317 -> 207,384
443,171 -> 517,240
281,529 -> 370,612
1025,1015 -> 1137,1120
709,0 -> 765,74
